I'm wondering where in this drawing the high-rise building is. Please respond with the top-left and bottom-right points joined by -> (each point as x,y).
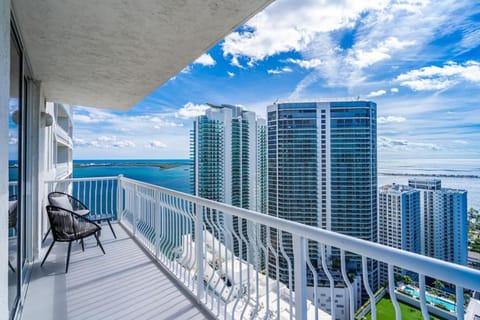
266,99 -> 378,291
378,184 -> 421,285
408,179 -> 468,265
191,104 -> 267,256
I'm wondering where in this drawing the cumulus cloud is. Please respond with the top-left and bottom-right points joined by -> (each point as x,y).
176,102 -> 210,118
378,116 -> 406,123
378,136 -> 441,151
227,71 -> 235,77
390,87 -> 399,93
74,136 -> 135,149
285,58 -> 323,69
194,53 -> 216,66
396,60 -> 480,91
367,89 -> 386,97
267,66 -> 293,74
347,37 -> 416,69
222,0 -> 390,67
145,141 -> 167,149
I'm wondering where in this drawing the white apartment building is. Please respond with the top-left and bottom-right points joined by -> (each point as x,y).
409,179 -> 468,265
378,184 -> 421,284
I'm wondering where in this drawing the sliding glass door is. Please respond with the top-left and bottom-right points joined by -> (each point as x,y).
8,27 -> 21,316
8,20 -> 32,319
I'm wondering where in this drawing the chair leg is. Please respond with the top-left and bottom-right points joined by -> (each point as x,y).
81,239 -> 85,252
42,228 -> 51,243
94,234 -> 106,255
107,219 -> 117,239
41,240 -> 56,267
65,242 -> 72,273
8,261 -> 15,273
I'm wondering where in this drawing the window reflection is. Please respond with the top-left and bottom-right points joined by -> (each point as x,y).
8,29 -> 20,314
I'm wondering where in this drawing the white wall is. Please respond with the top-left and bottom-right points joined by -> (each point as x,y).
0,0 -> 11,317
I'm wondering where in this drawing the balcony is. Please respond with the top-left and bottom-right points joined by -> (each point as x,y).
20,176 -> 480,320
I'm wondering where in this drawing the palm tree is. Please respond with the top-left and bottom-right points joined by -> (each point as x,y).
433,279 -> 445,295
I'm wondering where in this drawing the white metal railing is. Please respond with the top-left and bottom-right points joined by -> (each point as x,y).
43,176 -> 480,320
45,176 -> 118,221
115,176 -> 480,320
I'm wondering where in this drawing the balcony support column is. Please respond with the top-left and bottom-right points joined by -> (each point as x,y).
456,286 -> 464,320
195,205 -> 204,303
117,175 -> 123,222
155,191 -> 161,258
293,235 -> 307,320
133,184 -> 139,236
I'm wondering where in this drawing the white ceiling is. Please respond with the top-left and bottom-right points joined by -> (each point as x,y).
13,0 -> 273,110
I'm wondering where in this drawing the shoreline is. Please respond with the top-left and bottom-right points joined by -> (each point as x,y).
73,162 -> 189,170
380,172 -> 480,179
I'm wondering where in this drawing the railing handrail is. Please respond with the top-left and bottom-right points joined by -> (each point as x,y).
119,176 -> 480,291
45,176 -> 118,184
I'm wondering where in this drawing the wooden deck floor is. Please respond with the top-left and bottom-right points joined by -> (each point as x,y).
21,223 -> 211,320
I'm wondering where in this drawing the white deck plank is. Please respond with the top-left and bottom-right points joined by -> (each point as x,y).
22,224 -> 210,320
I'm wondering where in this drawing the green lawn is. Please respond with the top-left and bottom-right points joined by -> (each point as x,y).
363,296 -> 443,320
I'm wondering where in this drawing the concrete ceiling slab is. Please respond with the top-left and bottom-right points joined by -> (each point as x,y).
12,0 -> 273,110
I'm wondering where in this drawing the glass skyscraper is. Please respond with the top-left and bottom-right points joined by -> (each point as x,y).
191,104 -> 267,256
267,100 -> 378,290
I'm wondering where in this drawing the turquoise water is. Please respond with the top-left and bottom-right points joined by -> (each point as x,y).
403,286 -> 456,312
73,160 -> 192,194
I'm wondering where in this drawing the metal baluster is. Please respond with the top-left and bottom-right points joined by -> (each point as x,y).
388,264 -> 401,320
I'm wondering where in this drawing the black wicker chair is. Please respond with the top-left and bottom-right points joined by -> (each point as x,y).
47,192 -> 116,239
42,205 -> 105,273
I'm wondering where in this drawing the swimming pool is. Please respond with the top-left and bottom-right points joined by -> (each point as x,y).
402,286 -> 456,312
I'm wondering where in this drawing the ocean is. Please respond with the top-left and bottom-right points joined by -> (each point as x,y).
73,159 -> 192,194
378,158 -> 480,209
8,158 -> 480,209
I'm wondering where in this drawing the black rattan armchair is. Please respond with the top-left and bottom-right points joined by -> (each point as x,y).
47,191 -> 116,239
41,205 -> 105,273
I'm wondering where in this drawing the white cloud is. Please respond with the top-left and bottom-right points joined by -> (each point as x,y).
397,60 -> 480,91
222,0 -> 390,66
176,102 -> 210,118
227,71 -> 235,78
194,53 -> 216,66
347,37 -> 416,69
74,106 -> 182,129
286,58 -> 323,69
390,87 -> 399,93
74,136 -> 135,149
180,66 -> 191,74
367,89 -> 386,97
267,66 -> 293,74
452,140 -> 468,145
378,116 -> 406,124
378,136 -> 441,151
145,141 -> 167,149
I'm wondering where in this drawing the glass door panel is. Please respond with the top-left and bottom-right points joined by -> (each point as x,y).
8,29 -> 21,314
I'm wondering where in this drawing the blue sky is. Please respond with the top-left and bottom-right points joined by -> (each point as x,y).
69,0 -> 480,160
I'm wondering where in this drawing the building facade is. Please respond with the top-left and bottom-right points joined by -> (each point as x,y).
266,99 -> 378,292
191,104 -> 267,256
408,179 -> 468,265
378,184 -> 421,284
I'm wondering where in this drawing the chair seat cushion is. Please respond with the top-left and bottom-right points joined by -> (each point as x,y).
9,200 -> 17,213
75,209 -> 90,216
49,195 -> 73,212
50,209 -> 99,241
